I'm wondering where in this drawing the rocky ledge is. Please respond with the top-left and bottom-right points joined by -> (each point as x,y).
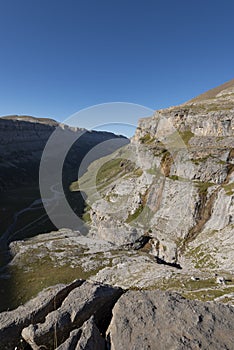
0,279 -> 233,350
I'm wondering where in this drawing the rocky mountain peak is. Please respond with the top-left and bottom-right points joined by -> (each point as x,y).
133,79 -> 234,141
186,78 -> 234,104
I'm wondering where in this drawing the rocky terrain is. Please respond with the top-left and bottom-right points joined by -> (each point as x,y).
0,279 -> 233,350
0,80 -> 234,349
0,115 -> 128,313
67,79 -> 234,297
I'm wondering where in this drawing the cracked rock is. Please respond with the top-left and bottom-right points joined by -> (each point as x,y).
56,316 -> 105,350
22,281 -> 123,349
0,279 -> 84,350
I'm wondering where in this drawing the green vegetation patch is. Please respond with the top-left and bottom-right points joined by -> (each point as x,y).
169,175 -> 179,181
178,130 -> 195,145
186,244 -> 217,269
70,181 -> 79,191
222,183 -> 234,196
194,181 -> 215,194
96,158 -> 142,189
139,133 -> 154,144
82,206 -> 91,223
96,158 -> 129,184
146,166 -> 162,176
191,155 -> 210,165
0,250 -> 112,312
70,157 -> 143,193
126,204 -> 144,223
183,286 -> 234,302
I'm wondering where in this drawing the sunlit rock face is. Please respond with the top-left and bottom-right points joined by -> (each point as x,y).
69,79 -> 234,288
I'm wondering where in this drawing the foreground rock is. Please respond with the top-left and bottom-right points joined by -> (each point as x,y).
107,290 -> 234,350
22,281 -> 123,349
56,316 -> 105,350
0,280 -> 234,349
0,279 -> 84,350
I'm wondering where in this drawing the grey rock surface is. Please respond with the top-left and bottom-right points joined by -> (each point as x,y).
56,316 -> 105,350
107,290 -> 234,350
22,281 -> 123,349
69,79 -> 234,284
56,329 -> 82,350
0,279 -> 84,350
1,279 -> 234,350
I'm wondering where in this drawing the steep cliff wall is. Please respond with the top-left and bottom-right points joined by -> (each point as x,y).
71,80 -> 234,274
0,118 -> 58,189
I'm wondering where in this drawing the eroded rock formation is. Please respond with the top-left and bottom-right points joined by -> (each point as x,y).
0,280 -> 233,350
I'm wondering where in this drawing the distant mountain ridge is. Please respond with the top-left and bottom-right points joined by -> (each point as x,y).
1,115 -> 59,126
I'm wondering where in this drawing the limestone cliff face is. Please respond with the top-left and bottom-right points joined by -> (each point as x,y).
0,117 -> 59,189
0,116 -> 128,190
134,80 -> 234,140
74,80 -> 234,272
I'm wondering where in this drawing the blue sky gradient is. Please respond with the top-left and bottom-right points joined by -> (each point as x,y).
0,0 -> 233,128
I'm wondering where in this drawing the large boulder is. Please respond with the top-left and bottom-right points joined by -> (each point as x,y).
22,281 -> 123,349
107,290 -> 234,350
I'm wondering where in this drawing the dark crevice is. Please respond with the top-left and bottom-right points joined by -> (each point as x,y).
94,289 -> 125,336
124,235 -> 152,250
106,333 -> 111,350
155,256 -> 182,269
51,279 -> 85,311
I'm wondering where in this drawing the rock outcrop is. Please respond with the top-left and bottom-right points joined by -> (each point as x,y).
21,281 -> 122,349
0,279 -> 84,349
1,81 -> 234,348
0,280 -> 233,350
107,289 -> 234,350
0,279 -> 123,349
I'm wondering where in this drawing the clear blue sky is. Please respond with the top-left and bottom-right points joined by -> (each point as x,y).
0,0 -> 234,127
